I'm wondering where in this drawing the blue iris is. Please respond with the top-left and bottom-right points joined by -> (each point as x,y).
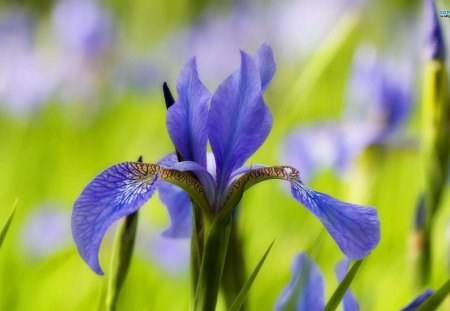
72,44 -> 380,275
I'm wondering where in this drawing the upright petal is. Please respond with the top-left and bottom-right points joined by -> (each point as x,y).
72,162 -> 159,275
209,51 -> 272,190
274,253 -> 324,311
253,44 -> 276,92
335,259 -> 360,311
291,181 -> 380,260
158,181 -> 192,238
166,57 -> 210,168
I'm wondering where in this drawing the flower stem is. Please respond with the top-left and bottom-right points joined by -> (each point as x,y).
193,216 -> 232,311
221,220 -> 247,310
419,60 -> 450,283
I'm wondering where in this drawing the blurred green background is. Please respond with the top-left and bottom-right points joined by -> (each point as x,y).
0,0 -> 449,310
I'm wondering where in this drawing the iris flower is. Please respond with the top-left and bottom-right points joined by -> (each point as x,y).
72,44 -> 380,275
282,45 -> 413,182
274,253 -> 359,311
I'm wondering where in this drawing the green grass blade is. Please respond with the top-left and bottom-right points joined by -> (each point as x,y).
323,259 -> 364,311
105,210 -> 139,311
228,240 -> 275,311
0,200 -> 18,251
415,279 -> 450,311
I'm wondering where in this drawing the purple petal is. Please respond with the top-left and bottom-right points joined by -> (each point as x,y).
253,44 -> 276,92
424,0 -> 445,61
171,161 -> 215,203
72,162 -> 159,275
157,153 -> 178,167
166,57 -> 210,168
208,51 -> 272,190
401,289 -> 433,311
336,259 -> 360,311
274,253 -> 324,311
290,182 -> 380,260
157,181 -> 192,238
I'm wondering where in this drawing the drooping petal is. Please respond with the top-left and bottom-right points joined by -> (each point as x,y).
158,181 -> 192,238
291,182 -> 380,260
208,51 -> 272,190
253,44 -> 276,92
223,166 -> 380,260
335,259 -> 360,311
400,289 -> 433,311
166,57 -> 211,168
274,253 -> 324,311
72,162 -> 159,274
72,162 -> 208,274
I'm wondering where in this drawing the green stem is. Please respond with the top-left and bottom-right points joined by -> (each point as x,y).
193,217 -> 232,311
105,211 -> 139,311
419,60 -> 450,284
190,202 -> 204,298
221,221 -> 247,310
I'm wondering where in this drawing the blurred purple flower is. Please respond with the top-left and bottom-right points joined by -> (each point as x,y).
424,0 -> 445,61
281,123 -> 346,182
0,9 -> 59,114
335,259 -> 360,311
275,254 -> 359,311
135,220 -> 190,273
21,205 -> 71,259
275,253 -> 324,311
400,289 -> 433,311
72,45 -> 379,275
344,46 -> 413,144
51,0 -> 114,58
147,0 -> 364,88
282,45 -> 413,180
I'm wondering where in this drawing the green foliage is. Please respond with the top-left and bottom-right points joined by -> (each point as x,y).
323,259 -> 364,311
415,279 -> 450,311
0,201 -> 17,251
228,240 -> 275,311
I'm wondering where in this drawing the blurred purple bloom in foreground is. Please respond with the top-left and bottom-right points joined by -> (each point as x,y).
21,205 -> 71,259
283,45 -> 413,180
400,289 -> 433,311
335,259 -> 360,311
72,44 -> 380,275
275,253 -> 359,311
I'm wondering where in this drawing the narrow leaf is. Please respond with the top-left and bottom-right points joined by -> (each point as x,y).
0,199 -> 18,251
323,259 -> 364,311
105,211 -> 139,311
228,240 -> 275,311
415,279 -> 450,311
